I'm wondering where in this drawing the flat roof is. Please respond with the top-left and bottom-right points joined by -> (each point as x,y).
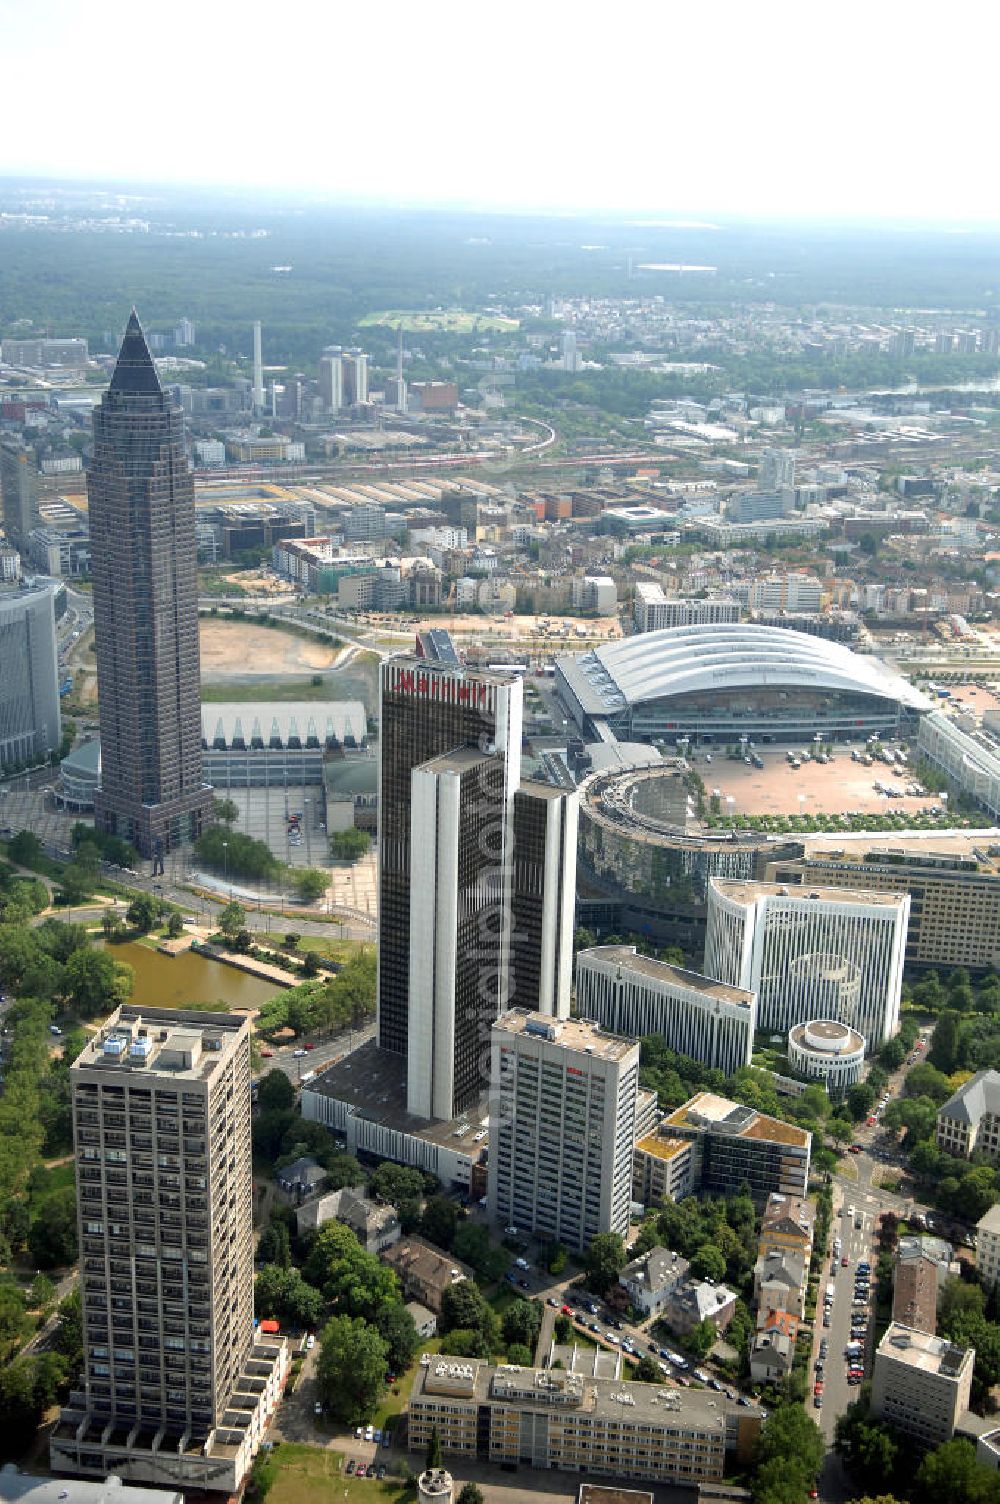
72,1006 -> 248,1081
711,877 -> 906,909
665,1091 -> 810,1147
517,776 -> 573,802
493,1009 -> 637,1062
580,945 -> 755,1009
0,1470 -> 183,1504
301,1039 -> 488,1153
877,1323 -> 972,1378
634,1134 -> 690,1163
419,746 -> 496,777
413,1356 -> 760,1429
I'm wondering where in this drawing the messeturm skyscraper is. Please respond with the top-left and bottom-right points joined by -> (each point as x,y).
90,311 -> 213,858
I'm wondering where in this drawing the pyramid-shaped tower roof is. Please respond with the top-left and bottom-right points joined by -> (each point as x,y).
108,308 -> 162,396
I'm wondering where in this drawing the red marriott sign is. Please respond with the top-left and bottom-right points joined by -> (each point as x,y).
392,667 -> 490,706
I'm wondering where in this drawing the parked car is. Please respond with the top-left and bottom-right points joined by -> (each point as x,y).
346,1461 -> 356,1475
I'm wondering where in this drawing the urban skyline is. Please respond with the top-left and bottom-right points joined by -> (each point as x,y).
4,164 -> 1000,1504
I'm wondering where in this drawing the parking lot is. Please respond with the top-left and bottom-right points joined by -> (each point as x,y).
696,743 -> 941,819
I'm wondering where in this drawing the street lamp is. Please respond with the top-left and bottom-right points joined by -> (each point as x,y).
222,840 -> 230,898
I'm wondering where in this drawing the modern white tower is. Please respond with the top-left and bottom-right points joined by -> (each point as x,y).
252,321 -> 265,412
703,878 -> 909,1049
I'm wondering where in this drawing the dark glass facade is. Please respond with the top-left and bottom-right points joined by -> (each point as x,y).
90,313 -> 212,857
378,659 -> 508,1057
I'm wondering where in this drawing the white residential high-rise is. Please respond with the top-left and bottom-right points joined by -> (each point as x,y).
343,349 -> 369,406
758,448 -> 795,491
252,320 -> 265,412
488,1011 -> 640,1251
50,1006 -> 288,1492
561,329 -> 580,372
703,878 -> 909,1049
319,346 -> 343,413
575,945 -> 756,1077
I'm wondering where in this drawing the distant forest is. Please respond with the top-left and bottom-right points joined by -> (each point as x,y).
4,184 -> 1000,383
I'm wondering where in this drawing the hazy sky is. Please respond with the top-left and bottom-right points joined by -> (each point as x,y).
0,0 -> 993,221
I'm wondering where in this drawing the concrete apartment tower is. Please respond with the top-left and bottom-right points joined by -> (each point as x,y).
89,311 -> 213,857
50,1007 -> 288,1492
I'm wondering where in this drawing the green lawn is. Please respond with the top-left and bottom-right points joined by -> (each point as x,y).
294,935 -> 370,964
201,678 -> 335,702
370,1339 -> 443,1431
31,1162 -> 76,1197
267,1442 -> 415,1504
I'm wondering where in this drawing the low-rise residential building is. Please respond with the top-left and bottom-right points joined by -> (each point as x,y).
632,583 -> 739,634
382,1238 -> 472,1314
275,1156 -> 326,1203
618,1247 -> 690,1318
758,1192 -> 816,1267
295,1187 -> 401,1253
571,575 -> 618,615
407,1357 -> 763,1484
754,1249 -> 807,1319
872,1324 -> 974,1445
750,1309 -> 800,1383
406,1301 -> 438,1339
937,1070 -> 1000,1162
978,1205 -> 1000,1292
662,1279 -> 737,1338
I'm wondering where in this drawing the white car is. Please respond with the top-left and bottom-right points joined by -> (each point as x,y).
306,1334 -> 315,1350
293,1048 -> 307,1058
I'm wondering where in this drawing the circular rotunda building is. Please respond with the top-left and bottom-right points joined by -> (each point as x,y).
788,1018 -> 866,1095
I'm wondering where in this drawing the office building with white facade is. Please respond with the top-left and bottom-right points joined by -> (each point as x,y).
704,879 -> 909,1048
0,581 -> 61,770
632,583 -> 740,634
787,1019 -> 866,1096
319,347 -> 343,413
872,1324 -> 974,1445
575,946 -> 755,1077
488,1011 -> 640,1252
